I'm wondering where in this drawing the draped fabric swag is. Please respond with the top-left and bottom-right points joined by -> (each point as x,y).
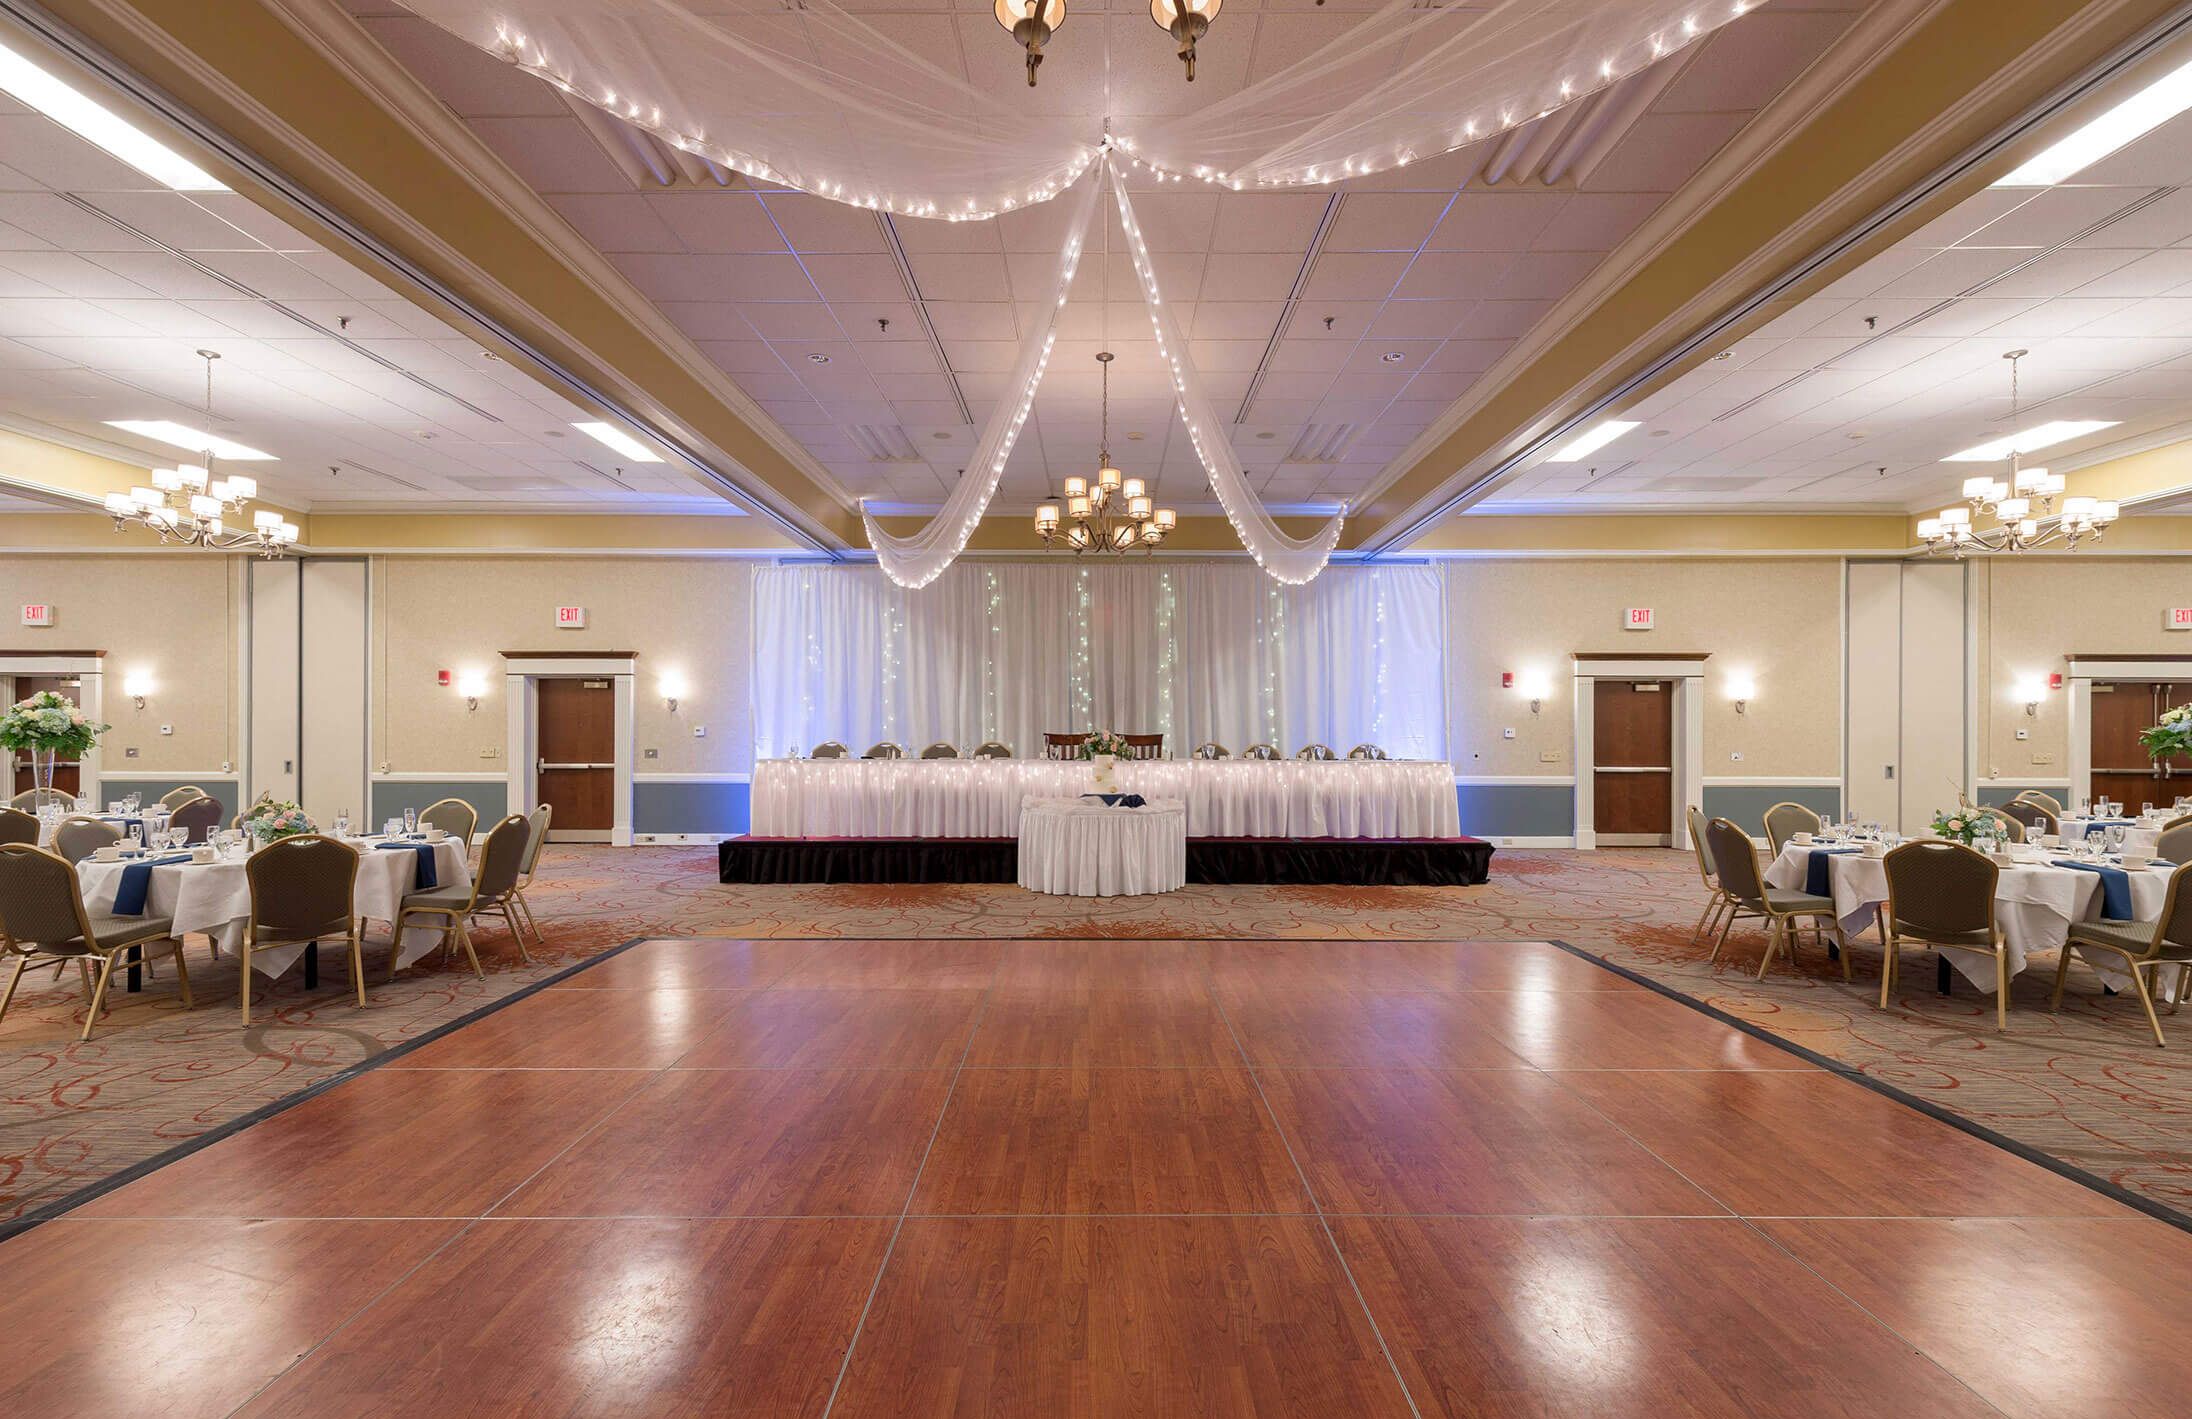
752,561 -> 1447,763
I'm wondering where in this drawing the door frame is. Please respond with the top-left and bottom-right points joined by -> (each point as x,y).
1572,653 -> 1707,851
2065,655 -> 2192,812
0,651 -> 107,803
502,652 -> 636,846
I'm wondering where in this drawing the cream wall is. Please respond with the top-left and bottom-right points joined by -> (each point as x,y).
1445,559 -> 1844,779
1974,558 -> 2192,780
371,556 -> 756,776
0,554 -> 242,773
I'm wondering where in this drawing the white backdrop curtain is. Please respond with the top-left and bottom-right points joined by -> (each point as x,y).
752,561 -> 1447,762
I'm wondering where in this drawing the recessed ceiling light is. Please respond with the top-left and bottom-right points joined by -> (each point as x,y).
0,40 -> 226,192
1996,55 -> 2192,186
1380,351 -> 1405,363
807,353 -> 831,364
1712,350 -> 1733,361
104,419 -> 274,460
1941,420 -> 2120,462
1546,419 -> 1639,463
572,421 -> 665,462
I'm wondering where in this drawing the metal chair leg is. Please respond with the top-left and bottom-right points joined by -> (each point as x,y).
2127,961 -> 2167,1048
454,918 -> 483,978
169,940 -> 193,1011
80,953 -> 118,1041
0,955 -> 28,1025
2050,944 -> 2074,1012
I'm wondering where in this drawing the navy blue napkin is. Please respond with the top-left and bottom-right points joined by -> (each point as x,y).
2052,859 -> 2133,919
1804,847 -> 1860,896
375,840 -> 439,890
111,853 -> 193,916
1081,793 -> 1147,809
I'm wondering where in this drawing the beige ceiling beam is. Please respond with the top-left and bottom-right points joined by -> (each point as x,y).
1354,0 -> 2192,554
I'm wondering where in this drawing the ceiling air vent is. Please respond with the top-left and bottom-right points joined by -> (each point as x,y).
848,424 -> 923,462
1285,423 -> 1357,463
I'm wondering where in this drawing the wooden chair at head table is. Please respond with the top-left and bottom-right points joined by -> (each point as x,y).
1121,734 -> 1164,761
1043,732 -> 1089,761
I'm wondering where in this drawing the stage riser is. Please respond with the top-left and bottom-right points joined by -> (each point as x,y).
719,838 -> 1493,887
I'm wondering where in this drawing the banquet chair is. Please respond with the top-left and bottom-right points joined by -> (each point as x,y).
169,795 -> 224,845
1762,801 -> 1822,857
52,816 -> 120,863
2000,799 -> 2056,838
1043,732 -> 1088,760
1123,734 -> 1164,760
1685,805 -> 1732,955
0,843 -> 191,1041
920,742 -> 960,759
239,835 -> 363,1026
10,788 -> 71,812
2157,820 -> 2192,867
2165,812 -> 2192,832
419,797 -> 479,845
1296,744 -> 1338,761
973,742 -> 1014,759
157,786 -> 206,811
1705,817 -> 1843,982
1242,744 -> 1280,760
1192,743 -> 1230,759
394,815 -> 532,979
0,807 -> 36,847
2051,862 -> 2192,1047
1881,840 -> 2008,1031
811,741 -> 849,759
2016,790 -> 2065,816
1347,744 -> 1388,760
507,803 -> 553,950
863,741 -> 906,760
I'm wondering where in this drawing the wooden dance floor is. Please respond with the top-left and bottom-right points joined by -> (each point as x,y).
3,936 -> 2187,1418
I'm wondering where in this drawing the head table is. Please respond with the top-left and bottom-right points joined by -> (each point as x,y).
749,756 -> 1461,839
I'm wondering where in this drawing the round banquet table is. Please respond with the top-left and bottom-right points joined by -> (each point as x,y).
75,837 -> 473,979
752,756 -> 1460,839
1764,841 -> 2178,994
1016,796 -> 1187,897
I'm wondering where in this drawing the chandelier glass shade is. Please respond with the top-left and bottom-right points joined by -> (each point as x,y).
1036,352 -> 1176,556
1918,350 -> 2121,555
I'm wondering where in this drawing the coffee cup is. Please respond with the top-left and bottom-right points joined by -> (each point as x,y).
1790,832 -> 1812,846
93,845 -> 122,861
1862,842 -> 1885,858
2123,854 -> 2154,871
425,828 -> 448,842
190,846 -> 216,865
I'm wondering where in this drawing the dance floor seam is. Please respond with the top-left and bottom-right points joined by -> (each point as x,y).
8,934 -> 2190,1419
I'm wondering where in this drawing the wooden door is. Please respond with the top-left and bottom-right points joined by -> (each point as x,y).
1593,680 -> 1673,844
535,677 -> 615,838
10,675 -> 84,797
2089,682 -> 2173,813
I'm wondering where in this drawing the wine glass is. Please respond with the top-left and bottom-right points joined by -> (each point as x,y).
333,808 -> 351,840
403,807 -> 418,836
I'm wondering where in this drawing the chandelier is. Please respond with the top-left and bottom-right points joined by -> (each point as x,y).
1034,351 -> 1176,555
102,350 -> 299,556
996,0 -> 1222,86
1918,349 -> 2118,556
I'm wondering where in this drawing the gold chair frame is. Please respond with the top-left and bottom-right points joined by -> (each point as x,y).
0,843 -> 192,1040
238,834 -> 363,1027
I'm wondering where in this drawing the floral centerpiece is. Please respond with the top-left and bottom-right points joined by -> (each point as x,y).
1929,809 -> 1984,846
1080,729 -> 1131,793
2141,705 -> 2192,761
241,798 -> 315,843
0,690 -> 108,793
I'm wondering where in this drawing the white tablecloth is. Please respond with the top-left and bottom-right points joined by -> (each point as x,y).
1764,843 -> 2174,993
77,838 -> 473,978
752,757 -> 1460,839
1016,797 -> 1187,897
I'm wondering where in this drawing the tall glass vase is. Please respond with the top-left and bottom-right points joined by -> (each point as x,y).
31,745 -> 57,794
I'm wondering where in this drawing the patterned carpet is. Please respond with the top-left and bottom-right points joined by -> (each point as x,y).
2,844 -> 2186,1227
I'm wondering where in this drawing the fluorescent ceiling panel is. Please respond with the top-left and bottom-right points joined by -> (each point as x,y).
104,419 -> 276,460
1995,55 -> 2192,186
573,421 -> 665,462
1939,419 -> 2119,461
0,40 -> 227,191
1546,419 -> 1639,463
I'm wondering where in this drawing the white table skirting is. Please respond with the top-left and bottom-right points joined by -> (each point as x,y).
752,757 -> 1461,839
1017,797 -> 1187,897
1764,843 -> 2174,994
77,838 -> 473,979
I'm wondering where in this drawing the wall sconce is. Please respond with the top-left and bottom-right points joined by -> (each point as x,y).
455,671 -> 488,712
1515,669 -> 1552,716
1727,672 -> 1756,716
2014,673 -> 2047,717
121,669 -> 153,710
660,671 -> 688,713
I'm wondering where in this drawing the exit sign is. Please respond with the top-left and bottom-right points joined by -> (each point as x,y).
555,605 -> 587,629
1623,607 -> 1655,631
2168,607 -> 2192,631
20,604 -> 51,627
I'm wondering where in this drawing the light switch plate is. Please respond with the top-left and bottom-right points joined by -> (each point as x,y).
693,725 -> 707,738
2032,751 -> 2054,764
1538,750 -> 1561,763
159,723 -> 173,736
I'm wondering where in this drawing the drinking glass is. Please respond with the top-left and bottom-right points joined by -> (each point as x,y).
383,817 -> 403,838
2106,825 -> 2127,855
333,809 -> 351,840
124,823 -> 143,851
2143,802 -> 2155,817
125,792 -> 140,813
403,807 -> 418,835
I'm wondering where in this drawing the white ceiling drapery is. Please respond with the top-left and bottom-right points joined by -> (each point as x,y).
394,0 -> 1754,218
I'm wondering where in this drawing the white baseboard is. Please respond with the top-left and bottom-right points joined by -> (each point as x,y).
632,832 -> 739,845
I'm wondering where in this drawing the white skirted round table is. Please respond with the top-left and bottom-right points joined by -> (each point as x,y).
1016,796 -> 1187,897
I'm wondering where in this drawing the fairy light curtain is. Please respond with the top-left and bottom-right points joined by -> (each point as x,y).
751,561 -> 1448,763
395,0 -> 1755,216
